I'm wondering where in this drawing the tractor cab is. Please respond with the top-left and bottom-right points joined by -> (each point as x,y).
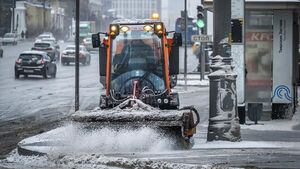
111,24 -> 165,97
92,20 -> 182,109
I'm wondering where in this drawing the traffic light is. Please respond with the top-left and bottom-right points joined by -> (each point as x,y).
196,5 -> 205,28
231,19 -> 243,43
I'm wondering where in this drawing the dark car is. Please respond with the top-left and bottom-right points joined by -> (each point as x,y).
14,51 -> 57,79
32,42 -> 60,61
61,45 -> 91,65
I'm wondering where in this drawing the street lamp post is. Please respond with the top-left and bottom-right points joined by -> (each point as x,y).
207,0 -> 241,142
43,0 -> 46,31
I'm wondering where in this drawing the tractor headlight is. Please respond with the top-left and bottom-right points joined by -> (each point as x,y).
155,24 -> 162,30
154,22 -> 164,38
143,25 -> 153,32
151,13 -> 160,20
120,26 -> 129,33
109,24 -> 119,39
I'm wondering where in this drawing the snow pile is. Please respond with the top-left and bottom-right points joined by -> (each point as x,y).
292,106 -> 300,121
2,151 -> 238,169
55,154 -> 201,169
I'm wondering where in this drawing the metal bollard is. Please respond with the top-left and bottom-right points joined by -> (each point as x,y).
207,55 -> 241,142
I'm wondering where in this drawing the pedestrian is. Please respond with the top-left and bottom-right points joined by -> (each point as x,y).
21,31 -> 25,40
25,30 -> 28,39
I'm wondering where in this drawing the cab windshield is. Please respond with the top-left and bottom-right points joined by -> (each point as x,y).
110,24 -> 165,95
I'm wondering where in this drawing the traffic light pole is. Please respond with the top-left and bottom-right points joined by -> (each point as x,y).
184,0 -> 188,90
197,3 -> 206,80
201,1 -> 208,80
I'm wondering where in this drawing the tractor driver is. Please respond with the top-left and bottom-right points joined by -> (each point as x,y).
113,39 -> 155,73
130,39 -> 154,59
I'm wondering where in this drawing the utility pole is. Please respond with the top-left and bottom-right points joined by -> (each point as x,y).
12,0 -> 16,32
75,0 -> 80,111
202,0 -> 208,80
184,0 -> 188,90
213,0 -> 231,56
43,0 -> 46,31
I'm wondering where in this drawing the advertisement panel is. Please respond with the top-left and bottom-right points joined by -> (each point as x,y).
245,31 -> 273,103
245,11 -> 273,104
272,10 -> 293,103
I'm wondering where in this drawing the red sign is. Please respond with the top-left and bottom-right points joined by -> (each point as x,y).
246,32 -> 273,41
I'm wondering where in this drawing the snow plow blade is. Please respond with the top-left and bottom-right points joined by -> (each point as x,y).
17,99 -> 199,156
71,99 -> 200,149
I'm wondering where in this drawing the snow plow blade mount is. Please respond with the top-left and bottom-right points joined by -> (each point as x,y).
71,99 -> 199,149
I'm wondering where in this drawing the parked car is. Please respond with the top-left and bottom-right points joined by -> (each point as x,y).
61,45 -> 91,65
2,33 -> 18,45
32,41 -> 60,61
0,42 -> 3,58
14,51 -> 57,79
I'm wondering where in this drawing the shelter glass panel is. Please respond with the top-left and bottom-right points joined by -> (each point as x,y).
245,10 -> 273,103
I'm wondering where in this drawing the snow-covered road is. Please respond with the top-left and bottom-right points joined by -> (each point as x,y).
1,40 -> 300,169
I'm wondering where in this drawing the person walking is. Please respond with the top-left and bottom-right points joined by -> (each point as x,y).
21,31 -> 25,40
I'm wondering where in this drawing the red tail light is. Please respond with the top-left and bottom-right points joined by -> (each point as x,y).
16,59 -> 22,64
37,58 -> 45,64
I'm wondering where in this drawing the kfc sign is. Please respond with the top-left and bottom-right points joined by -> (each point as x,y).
246,32 -> 273,41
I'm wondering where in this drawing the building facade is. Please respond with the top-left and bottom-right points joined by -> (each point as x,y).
111,0 -> 160,19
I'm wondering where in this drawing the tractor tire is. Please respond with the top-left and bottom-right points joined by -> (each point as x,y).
15,72 -> 19,79
51,67 -> 57,78
43,69 -> 48,79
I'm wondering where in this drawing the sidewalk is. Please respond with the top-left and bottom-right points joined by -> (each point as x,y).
195,106 -> 300,150
176,73 -> 209,86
